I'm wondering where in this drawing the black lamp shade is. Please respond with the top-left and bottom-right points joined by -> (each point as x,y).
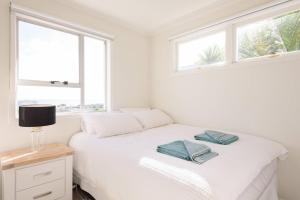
19,105 -> 56,127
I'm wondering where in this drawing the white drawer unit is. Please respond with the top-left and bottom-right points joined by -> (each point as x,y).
16,178 -> 65,200
16,159 -> 65,191
0,143 -> 73,200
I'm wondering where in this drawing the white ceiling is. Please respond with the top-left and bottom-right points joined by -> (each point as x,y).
62,0 -> 227,33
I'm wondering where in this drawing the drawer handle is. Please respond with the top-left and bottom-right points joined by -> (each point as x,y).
33,191 -> 52,199
33,171 -> 52,179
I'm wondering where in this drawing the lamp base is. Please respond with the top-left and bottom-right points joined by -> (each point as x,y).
31,127 -> 44,151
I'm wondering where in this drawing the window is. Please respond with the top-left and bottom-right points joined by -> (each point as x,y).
15,18 -> 109,113
237,9 -> 300,60
176,31 -> 226,71
172,3 -> 300,72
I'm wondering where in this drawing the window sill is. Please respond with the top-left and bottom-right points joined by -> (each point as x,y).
171,50 -> 300,76
13,110 -> 107,121
172,62 -> 228,76
56,110 -> 107,117
234,50 -> 300,64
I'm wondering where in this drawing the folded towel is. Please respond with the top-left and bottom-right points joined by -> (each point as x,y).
194,130 -> 239,145
157,140 -> 218,164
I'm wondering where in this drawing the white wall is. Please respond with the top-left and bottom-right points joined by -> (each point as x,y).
0,0 -> 150,152
1,0 -> 299,199
150,1 -> 300,200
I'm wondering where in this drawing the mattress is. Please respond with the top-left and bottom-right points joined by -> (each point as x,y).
239,159 -> 277,199
69,124 -> 287,200
74,158 -> 278,200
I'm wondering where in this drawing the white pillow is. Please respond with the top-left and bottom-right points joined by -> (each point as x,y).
119,107 -> 151,113
81,112 -> 143,138
131,109 -> 174,129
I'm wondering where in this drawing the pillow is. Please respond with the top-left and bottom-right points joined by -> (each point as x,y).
81,112 -> 143,138
119,107 -> 151,113
131,109 -> 174,129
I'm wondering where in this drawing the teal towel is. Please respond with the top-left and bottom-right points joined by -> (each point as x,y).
157,140 -> 218,164
195,130 -> 239,145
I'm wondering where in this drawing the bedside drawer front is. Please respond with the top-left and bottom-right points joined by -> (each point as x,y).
16,159 -> 65,191
16,178 -> 65,200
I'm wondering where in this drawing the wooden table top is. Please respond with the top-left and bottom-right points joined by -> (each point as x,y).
0,143 -> 73,170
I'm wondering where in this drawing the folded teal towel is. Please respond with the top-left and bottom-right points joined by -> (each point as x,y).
195,130 -> 239,145
157,140 -> 218,164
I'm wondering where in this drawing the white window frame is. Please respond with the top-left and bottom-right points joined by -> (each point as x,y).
172,24 -> 229,72
233,3 -> 300,62
171,0 -> 300,73
10,5 -> 113,118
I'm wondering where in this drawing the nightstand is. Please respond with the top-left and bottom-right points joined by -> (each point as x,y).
0,143 -> 73,200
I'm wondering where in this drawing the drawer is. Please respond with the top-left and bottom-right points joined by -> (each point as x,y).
16,159 -> 65,191
16,178 -> 65,200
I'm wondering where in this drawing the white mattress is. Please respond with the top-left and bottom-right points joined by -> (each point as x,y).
69,124 -> 287,200
239,159 -> 277,199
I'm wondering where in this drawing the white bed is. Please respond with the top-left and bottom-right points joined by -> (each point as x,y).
69,124 -> 287,200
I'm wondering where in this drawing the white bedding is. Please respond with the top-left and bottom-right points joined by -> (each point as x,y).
69,124 -> 287,200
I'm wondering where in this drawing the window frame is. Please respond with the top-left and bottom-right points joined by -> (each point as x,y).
233,3 -> 300,62
171,1 -> 300,73
10,9 -> 112,117
172,24 -> 229,72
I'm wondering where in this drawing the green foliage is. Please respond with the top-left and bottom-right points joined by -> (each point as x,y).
238,23 -> 285,59
238,10 -> 300,59
197,45 -> 224,65
275,10 -> 300,51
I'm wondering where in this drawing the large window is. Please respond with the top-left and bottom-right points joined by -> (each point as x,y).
15,17 -> 109,113
173,4 -> 300,71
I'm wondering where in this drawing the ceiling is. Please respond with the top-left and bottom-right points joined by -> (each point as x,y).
62,0 -> 227,34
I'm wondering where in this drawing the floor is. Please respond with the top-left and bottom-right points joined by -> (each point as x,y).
73,185 -> 95,200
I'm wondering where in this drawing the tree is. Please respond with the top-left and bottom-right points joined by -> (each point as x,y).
196,45 -> 224,65
275,10 -> 300,51
238,23 -> 285,59
238,10 -> 300,59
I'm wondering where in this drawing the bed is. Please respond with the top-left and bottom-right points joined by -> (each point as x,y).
69,123 -> 287,200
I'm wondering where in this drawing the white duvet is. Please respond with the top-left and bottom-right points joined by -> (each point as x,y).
69,124 -> 287,200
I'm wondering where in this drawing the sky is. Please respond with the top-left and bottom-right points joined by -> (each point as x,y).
17,21 -> 106,107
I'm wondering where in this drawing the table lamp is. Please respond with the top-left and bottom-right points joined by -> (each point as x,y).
19,104 -> 56,151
